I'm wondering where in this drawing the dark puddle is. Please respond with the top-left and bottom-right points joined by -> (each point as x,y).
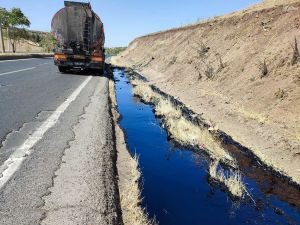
114,68 -> 300,225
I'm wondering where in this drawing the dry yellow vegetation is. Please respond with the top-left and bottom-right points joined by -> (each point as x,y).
209,160 -> 245,198
132,81 -> 247,198
120,154 -> 156,225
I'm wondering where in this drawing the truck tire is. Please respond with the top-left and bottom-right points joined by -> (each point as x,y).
90,69 -> 104,76
98,69 -> 104,75
58,66 -> 67,73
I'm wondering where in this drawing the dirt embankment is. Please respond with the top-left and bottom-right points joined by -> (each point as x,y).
1,38 -> 44,53
111,1 -> 300,184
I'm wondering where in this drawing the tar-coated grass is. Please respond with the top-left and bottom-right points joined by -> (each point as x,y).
120,154 -> 157,225
132,81 -> 246,198
132,83 -> 155,103
209,160 -> 245,198
133,82 -> 234,163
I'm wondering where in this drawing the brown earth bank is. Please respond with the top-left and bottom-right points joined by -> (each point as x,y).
1,38 -> 45,53
111,0 -> 300,184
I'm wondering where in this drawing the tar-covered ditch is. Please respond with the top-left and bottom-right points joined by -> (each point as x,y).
113,68 -> 300,225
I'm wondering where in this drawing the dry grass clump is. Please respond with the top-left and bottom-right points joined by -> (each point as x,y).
259,60 -> 268,78
275,88 -> 288,100
133,84 -> 156,103
132,82 -> 245,197
209,160 -> 245,198
133,83 -> 235,165
130,78 -> 140,86
155,98 -> 182,118
238,107 -> 267,124
120,154 -> 156,225
291,37 -> 299,65
295,131 -> 300,141
165,117 -> 202,146
158,99 -> 234,164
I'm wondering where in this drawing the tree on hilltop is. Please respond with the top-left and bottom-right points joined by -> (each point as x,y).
40,33 -> 57,53
0,7 -> 9,52
7,8 -> 31,52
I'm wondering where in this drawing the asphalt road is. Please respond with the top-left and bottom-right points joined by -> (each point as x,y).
0,58 -> 122,225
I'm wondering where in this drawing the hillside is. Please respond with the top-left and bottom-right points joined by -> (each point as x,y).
0,29 -> 48,53
1,38 -> 44,53
111,0 -> 300,183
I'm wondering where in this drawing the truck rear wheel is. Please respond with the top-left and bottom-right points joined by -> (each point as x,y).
90,69 -> 104,76
98,69 -> 104,75
58,66 -> 67,73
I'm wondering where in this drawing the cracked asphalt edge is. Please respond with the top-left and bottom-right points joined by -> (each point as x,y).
38,99 -> 92,224
40,76 -> 123,225
0,110 -> 54,150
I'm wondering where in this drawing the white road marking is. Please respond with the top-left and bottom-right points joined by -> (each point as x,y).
38,62 -> 52,66
0,57 -> 52,63
0,58 -> 36,63
0,76 -> 93,189
0,67 -> 36,76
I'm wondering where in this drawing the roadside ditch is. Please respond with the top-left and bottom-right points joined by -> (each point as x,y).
111,66 -> 300,224
108,66 -> 154,225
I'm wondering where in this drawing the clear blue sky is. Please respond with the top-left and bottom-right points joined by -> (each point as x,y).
0,0 -> 260,47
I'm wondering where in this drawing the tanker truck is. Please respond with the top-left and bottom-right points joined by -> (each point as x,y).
51,1 -> 105,74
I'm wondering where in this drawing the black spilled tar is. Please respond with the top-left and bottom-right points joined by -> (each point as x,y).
114,68 -> 300,225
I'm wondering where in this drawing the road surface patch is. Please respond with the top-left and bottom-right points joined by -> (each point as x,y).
0,76 -> 92,189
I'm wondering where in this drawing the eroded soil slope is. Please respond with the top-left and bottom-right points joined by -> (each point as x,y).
112,1 -> 300,183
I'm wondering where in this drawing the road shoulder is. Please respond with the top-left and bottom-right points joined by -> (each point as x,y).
41,77 -> 123,225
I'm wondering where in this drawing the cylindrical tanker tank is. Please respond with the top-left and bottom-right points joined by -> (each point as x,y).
51,1 -> 105,74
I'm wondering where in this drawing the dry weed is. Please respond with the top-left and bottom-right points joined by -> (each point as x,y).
275,88 -> 288,100
216,53 -> 225,71
120,154 -> 156,225
205,65 -> 215,79
193,40 -> 210,59
133,84 -> 156,103
132,82 -> 245,197
238,107 -> 267,124
155,98 -> 182,118
156,98 -> 234,165
259,60 -> 268,78
292,37 -> 299,65
209,160 -> 245,198
133,83 -> 236,166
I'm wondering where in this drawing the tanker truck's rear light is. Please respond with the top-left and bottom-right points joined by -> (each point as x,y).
91,56 -> 103,62
92,52 -> 101,57
54,53 -> 67,60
